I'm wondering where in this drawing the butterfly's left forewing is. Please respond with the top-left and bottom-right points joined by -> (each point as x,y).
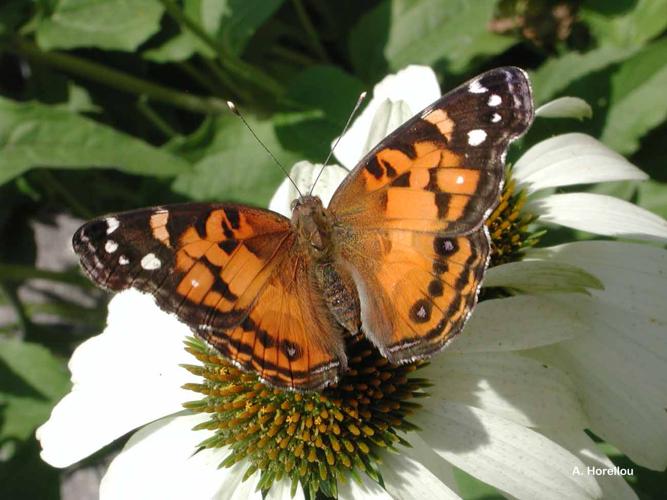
330,67 -> 534,363
73,204 -> 345,390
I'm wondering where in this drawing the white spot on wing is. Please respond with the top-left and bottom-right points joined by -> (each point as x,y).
488,94 -> 502,107
119,255 -> 129,265
106,217 -> 120,235
191,279 -> 200,288
455,175 -> 464,185
491,113 -> 502,123
469,80 -> 488,93
141,253 -> 161,270
467,129 -> 487,146
417,305 -> 427,319
105,240 -> 118,253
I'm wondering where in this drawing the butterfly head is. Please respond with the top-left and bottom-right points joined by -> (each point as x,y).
291,195 -> 334,258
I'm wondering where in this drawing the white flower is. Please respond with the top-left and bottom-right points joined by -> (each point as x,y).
37,66 -> 667,500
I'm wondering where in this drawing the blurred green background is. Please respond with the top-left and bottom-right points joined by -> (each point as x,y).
0,0 -> 666,498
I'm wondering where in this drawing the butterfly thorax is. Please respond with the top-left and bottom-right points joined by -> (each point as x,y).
291,195 -> 335,260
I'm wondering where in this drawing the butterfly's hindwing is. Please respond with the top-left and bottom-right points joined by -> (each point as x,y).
346,228 -> 490,361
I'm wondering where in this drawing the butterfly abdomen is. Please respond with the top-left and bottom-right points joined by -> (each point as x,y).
313,261 -> 361,335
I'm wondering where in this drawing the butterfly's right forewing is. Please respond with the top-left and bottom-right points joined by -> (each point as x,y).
330,67 -> 534,363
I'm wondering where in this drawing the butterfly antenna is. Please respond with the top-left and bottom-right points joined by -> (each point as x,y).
226,101 -> 303,197
309,91 -> 367,196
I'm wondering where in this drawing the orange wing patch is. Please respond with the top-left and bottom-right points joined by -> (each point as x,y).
150,210 -> 171,247
423,108 -> 454,140
340,228 -> 490,363
199,253 -> 346,390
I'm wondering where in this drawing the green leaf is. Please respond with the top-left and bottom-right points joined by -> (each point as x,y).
172,114 -> 300,206
485,260 -> 604,295
600,38 -> 667,154
53,83 -> 101,114
36,0 -> 164,51
530,45 -> 638,103
637,180 -> 667,220
350,0 -> 517,81
143,0 -> 214,62
0,0 -> 30,41
348,0 -> 391,81
212,0 -> 286,55
0,339 -> 70,445
453,467 -> 503,500
143,32 -> 213,63
0,97 -> 191,186
145,0 -> 285,62
274,65 -> 366,160
580,0 -> 667,47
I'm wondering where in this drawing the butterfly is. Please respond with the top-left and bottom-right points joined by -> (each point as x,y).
73,67 -> 534,391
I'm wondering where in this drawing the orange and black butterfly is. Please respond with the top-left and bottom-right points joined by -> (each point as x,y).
73,67 -> 534,391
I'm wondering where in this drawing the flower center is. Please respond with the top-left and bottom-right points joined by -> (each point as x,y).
183,335 -> 429,498
486,176 -> 540,265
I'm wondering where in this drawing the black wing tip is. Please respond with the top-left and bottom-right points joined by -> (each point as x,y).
71,217 -> 130,291
72,218 -> 108,252
477,66 -> 534,124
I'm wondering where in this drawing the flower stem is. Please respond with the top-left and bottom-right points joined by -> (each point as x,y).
11,38 -> 230,115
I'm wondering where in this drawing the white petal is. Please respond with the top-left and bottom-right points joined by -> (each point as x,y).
398,432 -> 460,494
333,65 -> 440,169
268,161 -> 348,217
527,242 -> 667,468
361,99 -> 413,155
338,474 -> 392,500
530,193 -> 667,241
415,402 -> 602,500
540,429 -> 638,500
450,295 -> 586,353
513,133 -> 647,192
423,352 -> 587,429
529,241 -> 667,321
535,98 -> 592,120
100,413 -> 271,500
531,296 -> 667,469
484,259 -> 603,295
266,480 -> 306,500
380,447 -> 460,500
37,290 -> 197,468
